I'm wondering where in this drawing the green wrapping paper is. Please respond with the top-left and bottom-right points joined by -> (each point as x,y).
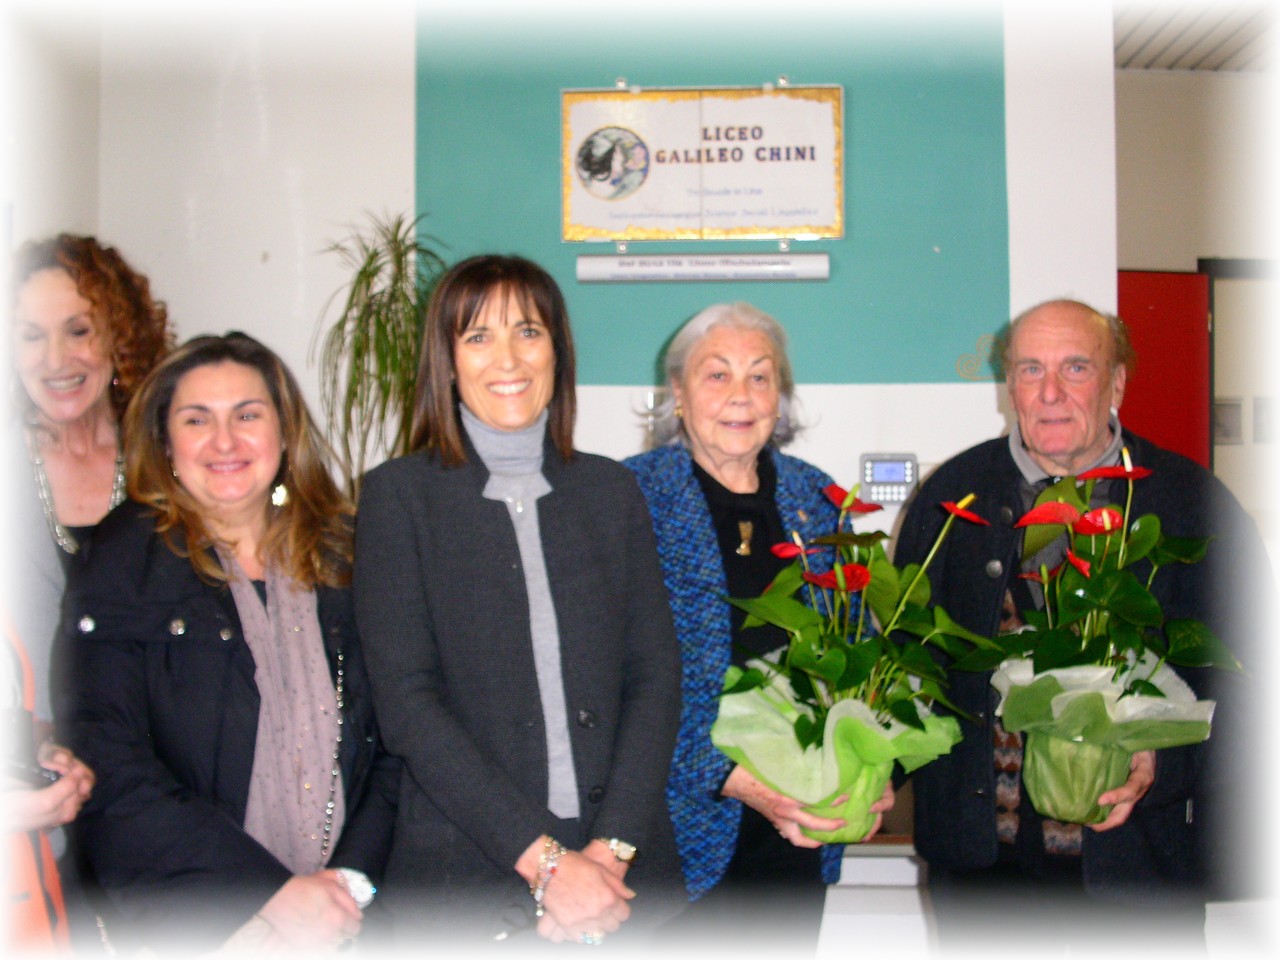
711,662 -> 962,843
992,652 -> 1215,824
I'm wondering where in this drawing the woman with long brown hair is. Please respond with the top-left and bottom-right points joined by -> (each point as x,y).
61,332 -> 396,952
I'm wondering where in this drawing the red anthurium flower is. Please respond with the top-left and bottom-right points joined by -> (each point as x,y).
803,570 -> 838,590
1078,446 -> 1153,481
1017,561 -> 1065,585
823,483 -> 852,509
1076,464 -> 1154,481
1014,501 -> 1081,528
1073,507 -> 1124,536
942,493 -> 990,526
823,483 -> 882,515
1066,549 -> 1091,578
840,563 -> 872,591
771,542 -> 819,559
803,563 -> 871,592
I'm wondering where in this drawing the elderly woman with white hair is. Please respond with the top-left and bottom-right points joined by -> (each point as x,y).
623,302 -> 890,949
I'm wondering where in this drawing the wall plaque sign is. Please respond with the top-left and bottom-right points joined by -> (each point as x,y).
562,85 -> 843,242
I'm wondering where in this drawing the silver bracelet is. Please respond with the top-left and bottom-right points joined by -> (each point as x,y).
530,837 -> 564,918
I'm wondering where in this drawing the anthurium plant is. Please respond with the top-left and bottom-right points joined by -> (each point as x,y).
974,447 -> 1241,824
709,483 -> 1002,842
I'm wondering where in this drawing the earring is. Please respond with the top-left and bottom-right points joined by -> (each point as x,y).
674,404 -> 684,419
271,483 -> 289,507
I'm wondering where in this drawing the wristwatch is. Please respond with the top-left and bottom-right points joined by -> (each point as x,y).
335,867 -> 377,909
596,837 -> 637,863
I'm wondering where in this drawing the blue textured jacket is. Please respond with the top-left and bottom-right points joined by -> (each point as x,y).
623,444 -> 844,898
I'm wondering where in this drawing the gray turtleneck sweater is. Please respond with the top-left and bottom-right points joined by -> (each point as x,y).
460,404 -> 580,820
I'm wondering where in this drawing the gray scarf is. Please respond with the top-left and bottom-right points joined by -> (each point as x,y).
223,554 -> 346,874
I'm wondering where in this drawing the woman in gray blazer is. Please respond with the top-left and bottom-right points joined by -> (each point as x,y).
354,255 -> 683,947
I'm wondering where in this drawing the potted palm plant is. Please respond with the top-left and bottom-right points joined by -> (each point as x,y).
315,212 -> 446,496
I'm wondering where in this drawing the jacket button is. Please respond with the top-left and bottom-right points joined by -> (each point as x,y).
576,709 -> 597,728
587,786 -> 605,803
999,506 -> 1014,524
77,616 -> 96,633
974,787 -> 989,798
984,560 -> 1003,579
219,628 -> 234,641
169,618 -> 186,636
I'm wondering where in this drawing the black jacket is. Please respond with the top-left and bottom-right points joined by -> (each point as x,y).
894,430 -> 1267,902
59,500 -> 398,949
354,440 -> 683,939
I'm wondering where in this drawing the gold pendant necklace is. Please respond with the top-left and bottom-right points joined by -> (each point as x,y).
736,520 -> 753,556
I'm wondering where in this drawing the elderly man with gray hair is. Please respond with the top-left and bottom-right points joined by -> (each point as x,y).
894,298 -> 1267,950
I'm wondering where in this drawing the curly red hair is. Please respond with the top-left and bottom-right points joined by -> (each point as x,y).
12,234 -> 173,419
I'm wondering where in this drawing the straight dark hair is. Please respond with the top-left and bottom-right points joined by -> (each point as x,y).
409,255 -> 577,466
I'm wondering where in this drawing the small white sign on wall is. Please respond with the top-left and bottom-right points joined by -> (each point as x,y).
562,85 -> 843,242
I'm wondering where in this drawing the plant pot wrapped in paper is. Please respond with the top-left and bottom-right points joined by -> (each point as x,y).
979,449 -> 1240,825
713,484 -> 1002,842
991,654 -> 1215,824
713,659 -> 962,842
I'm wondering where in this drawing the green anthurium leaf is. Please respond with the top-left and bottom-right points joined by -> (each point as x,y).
813,645 -> 848,684
933,607 -> 1000,647
896,641 -> 947,682
1104,618 -> 1145,656
728,593 -> 823,634
794,712 -> 823,749
722,666 -> 768,695
790,670 -> 817,706
1021,608 -> 1050,631
887,696 -> 926,731
1122,514 -> 1161,567
1150,534 -> 1212,567
1165,619 -> 1243,672
899,564 -> 931,608
1126,678 -> 1165,698
916,679 -> 969,720
1031,627 -> 1089,672
763,562 -> 805,598
927,631 -> 974,662
952,646 -> 1017,672
892,606 -> 936,641
1067,569 -> 1164,628
811,531 -> 890,550
1080,632 -> 1111,665
864,555 -> 900,627
837,639 -> 881,689
953,631 -> 1036,671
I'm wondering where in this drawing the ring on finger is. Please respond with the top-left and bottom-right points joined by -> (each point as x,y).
579,931 -> 606,946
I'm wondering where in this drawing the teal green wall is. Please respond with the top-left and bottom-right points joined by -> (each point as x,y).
416,8 -> 1007,386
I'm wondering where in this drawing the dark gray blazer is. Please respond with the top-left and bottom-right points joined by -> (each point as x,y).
353,438 -> 683,937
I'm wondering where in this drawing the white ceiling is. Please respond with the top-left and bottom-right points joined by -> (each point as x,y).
1115,1 -> 1272,71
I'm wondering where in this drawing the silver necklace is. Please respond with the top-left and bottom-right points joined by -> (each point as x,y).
321,650 -> 345,859
30,443 -> 127,555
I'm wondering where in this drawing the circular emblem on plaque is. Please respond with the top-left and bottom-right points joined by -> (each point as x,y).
575,127 -> 649,200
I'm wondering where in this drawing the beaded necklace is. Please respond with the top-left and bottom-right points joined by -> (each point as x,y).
29,436 -> 127,554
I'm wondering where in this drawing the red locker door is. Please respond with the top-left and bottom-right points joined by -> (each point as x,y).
1116,271 -> 1211,468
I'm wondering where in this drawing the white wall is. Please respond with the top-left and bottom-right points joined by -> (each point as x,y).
1,4 -> 101,247
1116,69 -> 1275,270
94,4 -> 417,435
10,2 -> 1118,514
